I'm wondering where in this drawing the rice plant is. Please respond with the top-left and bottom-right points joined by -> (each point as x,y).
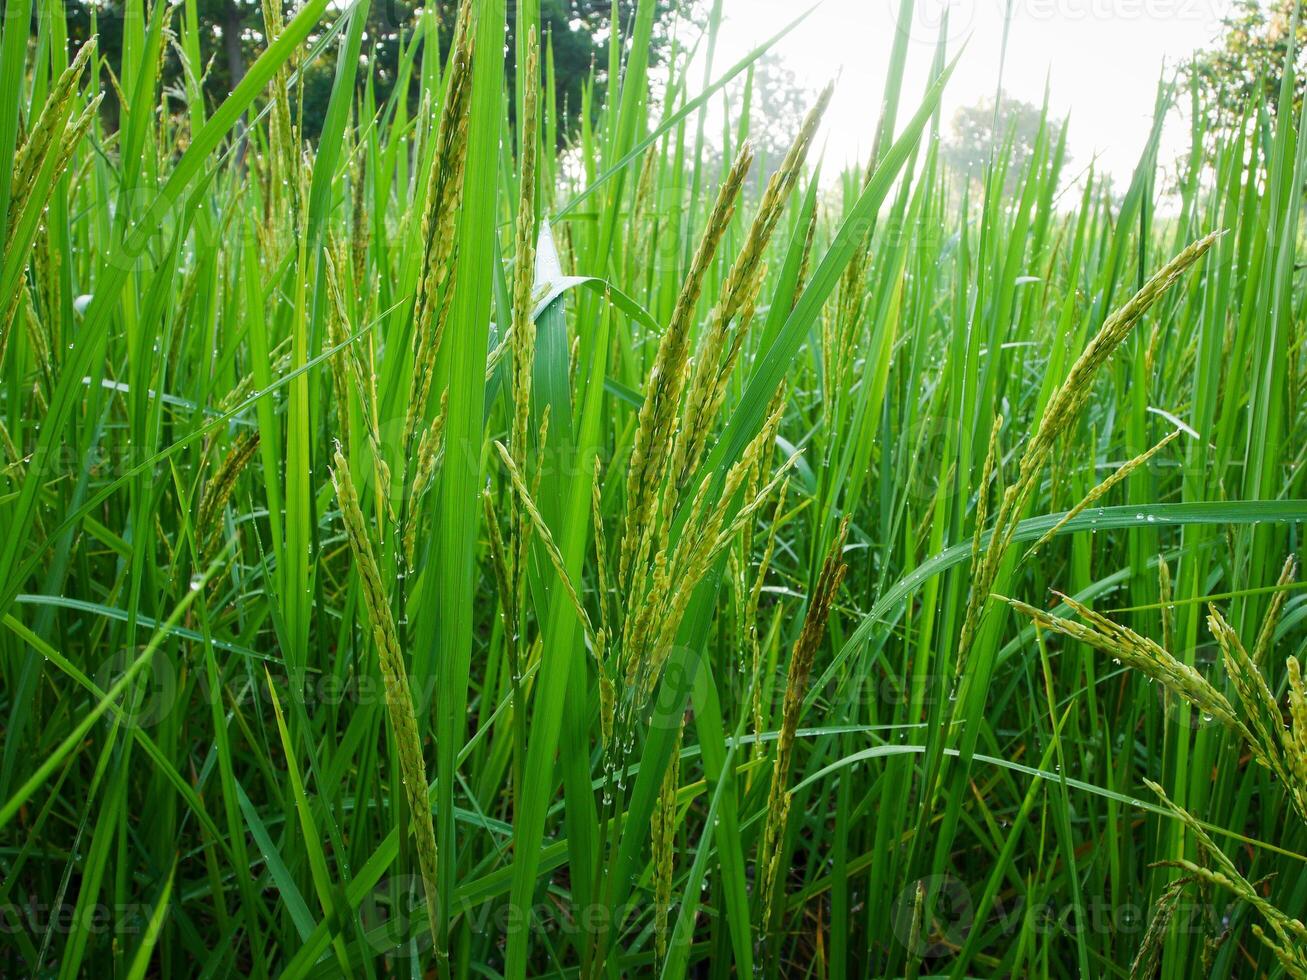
1,0 -> 1304,977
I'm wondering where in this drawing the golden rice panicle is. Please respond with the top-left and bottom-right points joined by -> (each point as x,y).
418,0 -> 475,252
22,294 -> 52,390
326,245 -> 394,520
795,198 -> 820,299
329,449 -> 440,946
592,456 -> 613,636
1022,232 -> 1221,487
412,390 -> 449,499
2,43 -> 97,361
731,83 -> 833,305
630,142 -> 660,263
974,413 -> 1003,556
1128,876 -> 1191,980
198,432 -> 261,561
49,83 -> 101,188
510,28 -> 541,476
349,149 -> 370,292
260,0 -> 296,214
1252,924 -> 1307,980
615,409 -> 785,710
639,407 -> 790,690
1159,555 -> 1175,656
405,0 -> 475,455
1146,779 -> 1307,976
905,879 -> 928,974
619,143 -> 754,590
999,594 -> 1242,731
957,234 -> 1220,674
322,252 -> 357,458
324,245 -> 375,413
597,639 -> 615,749
1025,429 -> 1182,560
483,487 -> 516,642
635,418 -> 784,700
10,39 -> 96,227
759,520 -> 849,931
1254,555 -> 1298,666
493,441 -> 597,653
670,302 -> 733,495
1206,604 -> 1284,775
669,87 -> 831,492
1285,657 -> 1307,789
713,444 -> 796,557
652,723 -> 683,963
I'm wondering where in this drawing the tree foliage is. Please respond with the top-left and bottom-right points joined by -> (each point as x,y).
941,90 -> 1065,195
1185,0 -> 1307,133
62,0 -> 686,140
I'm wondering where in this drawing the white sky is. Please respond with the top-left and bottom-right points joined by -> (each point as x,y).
704,0 -> 1232,185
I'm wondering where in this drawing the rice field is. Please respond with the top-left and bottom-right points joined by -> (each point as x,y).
1,0 -> 1306,976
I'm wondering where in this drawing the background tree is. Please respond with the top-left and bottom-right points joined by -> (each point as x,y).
62,0 -> 689,141
941,90 -> 1066,195
693,53 -> 817,197
1184,0 -> 1307,136
747,53 -> 815,184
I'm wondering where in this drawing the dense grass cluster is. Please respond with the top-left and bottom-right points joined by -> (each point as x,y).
1,0 -> 1305,976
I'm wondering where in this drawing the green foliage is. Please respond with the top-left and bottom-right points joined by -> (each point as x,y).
60,0 -> 686,139
1186,0 -> 1307,134
1,0 -> 1305,977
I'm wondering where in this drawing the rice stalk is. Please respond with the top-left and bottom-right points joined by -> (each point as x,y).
1000,592 -> 1244,730
652,722 -> 683,964
403,0 -> 476,458
1023,428 -> 1183,560
1128,875 -> 1192,980
197,432 -> 260,562
758,519 -> 849,935
618,143 -> 754,596
1146,779 -> 1307,978
670,85 -> 832,492
956,230 -> 1222,675
329,448 -> 440,949
492,440 -> 597,653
